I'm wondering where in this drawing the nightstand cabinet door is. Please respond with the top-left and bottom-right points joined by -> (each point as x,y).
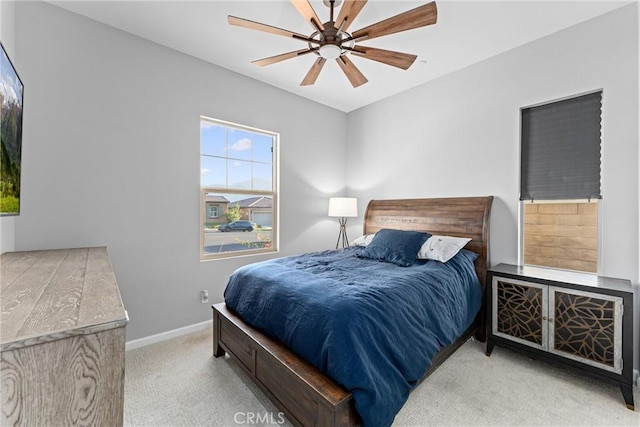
486,264 -> 634,410
492,276 -> 548,351
549,287 -> 623,374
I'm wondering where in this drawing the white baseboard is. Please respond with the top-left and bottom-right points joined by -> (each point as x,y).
125,319 -> 212,351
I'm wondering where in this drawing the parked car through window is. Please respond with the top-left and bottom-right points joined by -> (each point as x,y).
219,220 -> 254,232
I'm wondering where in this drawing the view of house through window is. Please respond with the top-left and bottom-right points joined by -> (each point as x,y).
200,117 -> 277,259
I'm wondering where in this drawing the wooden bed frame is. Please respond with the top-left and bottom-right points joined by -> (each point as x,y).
213,196 -> 493,427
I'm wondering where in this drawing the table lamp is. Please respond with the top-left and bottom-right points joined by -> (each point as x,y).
328,197 -> 358,249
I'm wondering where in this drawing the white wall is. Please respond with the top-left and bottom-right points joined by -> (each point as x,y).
0,0 -> 16,255
14,1 -> 348,340
346,4 -> 639,370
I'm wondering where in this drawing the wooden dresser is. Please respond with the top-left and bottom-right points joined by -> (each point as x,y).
1,247 -> 128,426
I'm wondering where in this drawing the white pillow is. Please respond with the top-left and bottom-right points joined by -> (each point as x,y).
351,233 -> 376,247
417,236 -> 471,262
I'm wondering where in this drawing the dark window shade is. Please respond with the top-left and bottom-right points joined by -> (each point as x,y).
520,91 -> 602,201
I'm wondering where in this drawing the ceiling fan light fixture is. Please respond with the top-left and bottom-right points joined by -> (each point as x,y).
229,1 -> 438,87
319,44 -> 342,60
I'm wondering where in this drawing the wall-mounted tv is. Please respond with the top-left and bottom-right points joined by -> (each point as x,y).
1,42 -> 23,215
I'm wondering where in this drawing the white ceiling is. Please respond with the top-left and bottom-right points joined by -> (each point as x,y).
48,0 -> 632,112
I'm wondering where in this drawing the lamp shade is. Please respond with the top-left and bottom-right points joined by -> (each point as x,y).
328,197 -> 358,218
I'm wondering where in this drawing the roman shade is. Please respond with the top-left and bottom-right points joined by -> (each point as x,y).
520,91 -> 602,201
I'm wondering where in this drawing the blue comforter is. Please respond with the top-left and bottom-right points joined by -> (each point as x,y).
224,247 -> 482,427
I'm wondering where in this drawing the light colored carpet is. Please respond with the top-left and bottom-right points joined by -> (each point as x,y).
124,328 -> 640,426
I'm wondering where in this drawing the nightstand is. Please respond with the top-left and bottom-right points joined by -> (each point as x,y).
485,263 -> 634,410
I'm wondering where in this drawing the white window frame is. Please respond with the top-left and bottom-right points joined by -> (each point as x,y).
200,116 -> 279,261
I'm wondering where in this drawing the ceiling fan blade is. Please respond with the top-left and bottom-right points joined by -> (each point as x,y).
336,55 -> 368,88
335,0 -> 368,32
253,48 -> 317,67
290,0 -> 325,32
228,15 -> 315,43
301,57 -> 327,86
351,2 -> 437,42
350,45 -> 417,70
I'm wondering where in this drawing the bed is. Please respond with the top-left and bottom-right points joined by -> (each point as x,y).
213,196 -> 493,427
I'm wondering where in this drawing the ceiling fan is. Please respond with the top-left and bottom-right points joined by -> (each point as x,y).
228,0 -> 437,88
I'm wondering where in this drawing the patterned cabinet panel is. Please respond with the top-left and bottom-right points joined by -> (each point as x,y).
492,277 -> 548,351
549,287 -> 623,374
486,264 -> 634,411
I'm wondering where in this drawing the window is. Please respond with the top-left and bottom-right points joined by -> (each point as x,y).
520,91 -> 602,273
200,117 -> 278,259
207,205 -> 220,218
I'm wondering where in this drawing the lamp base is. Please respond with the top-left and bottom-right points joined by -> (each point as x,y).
335,217 -> 350,249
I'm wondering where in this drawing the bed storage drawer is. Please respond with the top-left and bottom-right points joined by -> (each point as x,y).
213,303 -> 359,427
255,351 -> 319,425
219,316 -> 254,373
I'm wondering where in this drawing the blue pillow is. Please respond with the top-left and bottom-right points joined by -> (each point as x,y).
357,229 -> 431,267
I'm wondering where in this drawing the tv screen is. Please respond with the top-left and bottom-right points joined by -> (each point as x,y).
1,42 -> 23,215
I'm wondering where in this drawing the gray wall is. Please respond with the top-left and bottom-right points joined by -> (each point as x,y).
0,0 -> 16,254
346,4 -> 639,371
14,1 -> 348,340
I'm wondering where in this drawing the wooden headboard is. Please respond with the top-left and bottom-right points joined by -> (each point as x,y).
363,196 -> 494,288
